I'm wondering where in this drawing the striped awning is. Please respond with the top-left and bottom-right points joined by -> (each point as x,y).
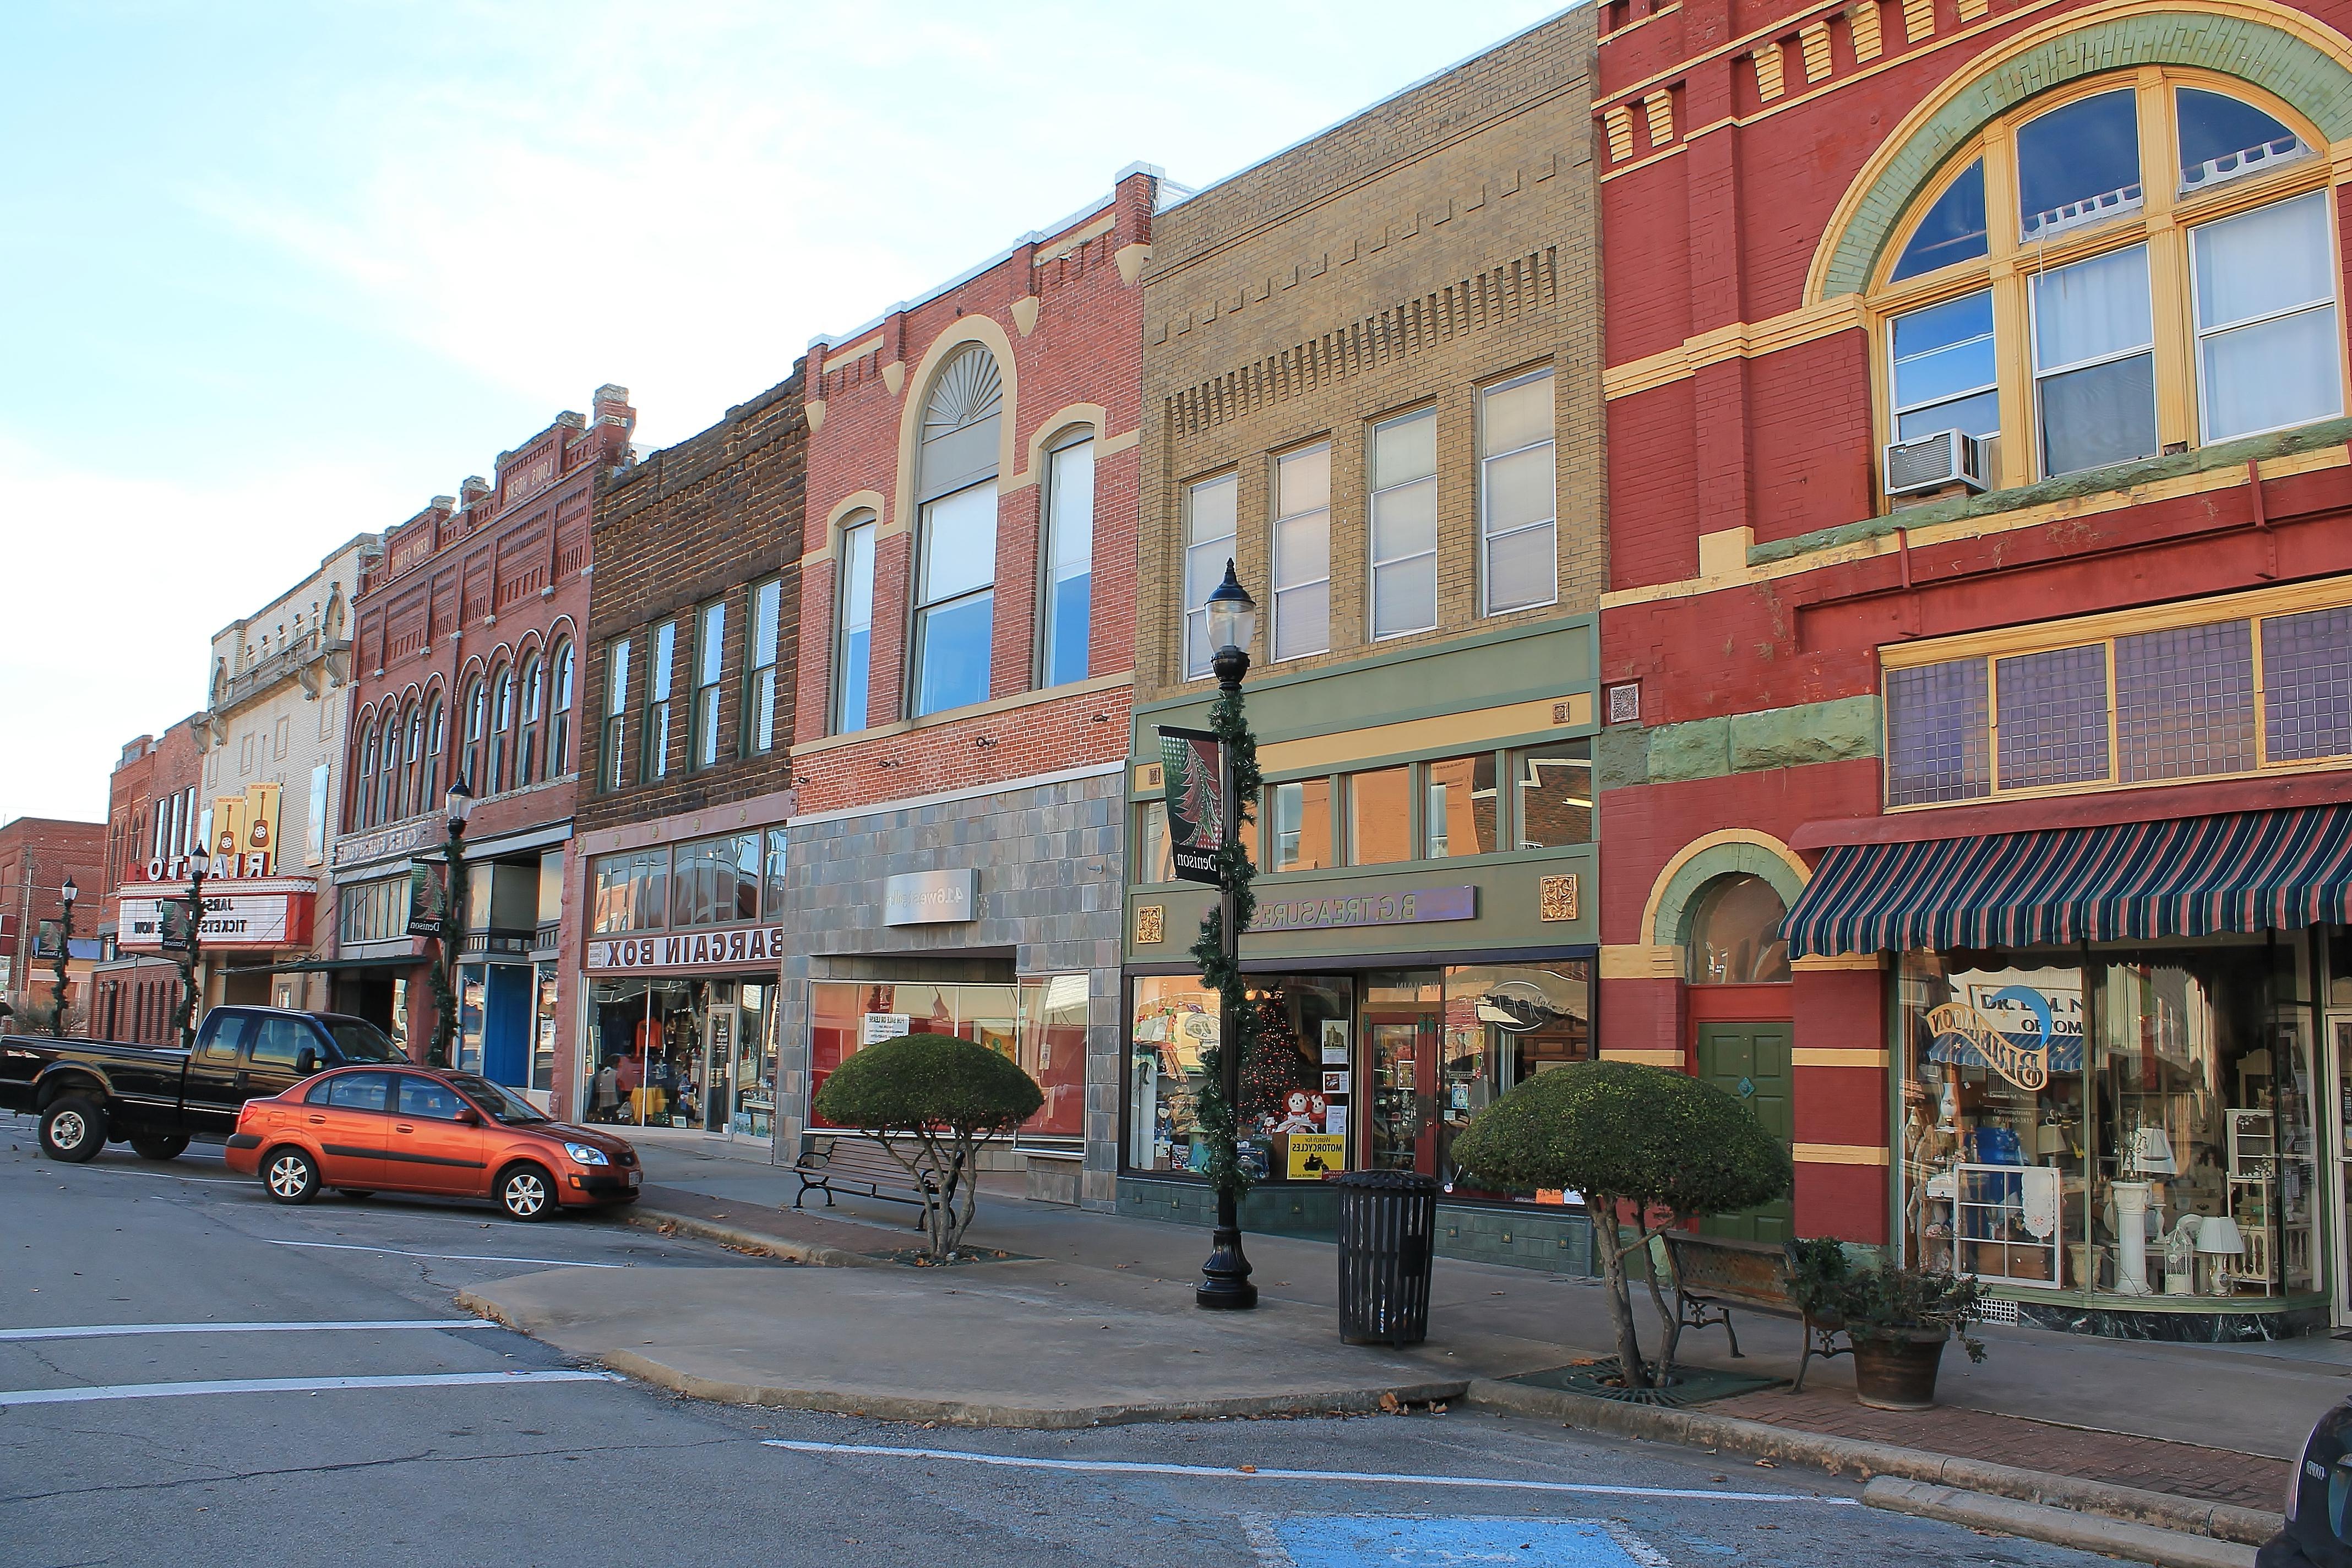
1782,804 -> 2352,957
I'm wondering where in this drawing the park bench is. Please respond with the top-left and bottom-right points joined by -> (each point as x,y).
1660,1229 -> 1848,1393
791,1132 -> 937,1213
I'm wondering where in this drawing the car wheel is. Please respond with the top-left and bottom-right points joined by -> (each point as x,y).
130,1134 -> 190,1161
335,1190 -> 375,1201
264,1147 -> 320,1205
497,1163 -> 557,1222
39,1096 -> 107,1163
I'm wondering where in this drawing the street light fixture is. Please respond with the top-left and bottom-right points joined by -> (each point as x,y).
428,778 -> 477,1068
173,847 -> 211,1049
1197,560 -> 1261,1311
48,875 -> 78,1038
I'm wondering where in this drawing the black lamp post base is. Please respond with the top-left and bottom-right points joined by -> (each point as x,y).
1196,1223 -> 1259,1310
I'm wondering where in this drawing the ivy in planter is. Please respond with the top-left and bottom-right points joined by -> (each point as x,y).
1787,1237 -> 1989,1363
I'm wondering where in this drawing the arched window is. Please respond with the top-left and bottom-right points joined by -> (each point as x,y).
548,640 -> 575,776
422,696 -> 445,805
518,653 -> 543,786
1685,875 -> 1792,986
461,678 -> 486,791
1874,72 -> 2337,493
398,703 -> 421,819
356,718 -> 378,830
377,713 -> 400,825
912,345 -> 1003,716
488,663 -> 514,794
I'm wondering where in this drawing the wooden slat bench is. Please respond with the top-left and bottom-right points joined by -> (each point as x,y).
1661,1230 -> 1848,1392
791,1133 -> 937,1214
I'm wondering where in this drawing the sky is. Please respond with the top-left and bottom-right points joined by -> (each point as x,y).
0,0 -> 1570,827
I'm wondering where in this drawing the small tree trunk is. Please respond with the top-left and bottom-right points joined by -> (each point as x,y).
1595,1197 -> 1651,1390
1640,1224 -> 1684,1376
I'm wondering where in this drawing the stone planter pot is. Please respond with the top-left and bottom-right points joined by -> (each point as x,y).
1849,1325 -> 1951,1410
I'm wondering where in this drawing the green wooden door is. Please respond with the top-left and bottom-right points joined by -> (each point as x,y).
1696,1021 -> 1794,1244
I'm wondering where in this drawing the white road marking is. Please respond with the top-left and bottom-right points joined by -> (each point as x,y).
0,1370 -> 620,1406
46,1166 -> 249,1185
264,1239 -> 628,1268
761,1440 -> 1860,1505
0,1319 -> 497,1342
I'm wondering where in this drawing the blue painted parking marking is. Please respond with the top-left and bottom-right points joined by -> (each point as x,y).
1244,1515 -> 1669,1567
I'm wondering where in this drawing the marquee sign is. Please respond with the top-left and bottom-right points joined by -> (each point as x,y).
117,889 -> 313,951
585,925 -> 787,973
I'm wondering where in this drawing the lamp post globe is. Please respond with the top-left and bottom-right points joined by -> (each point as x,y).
61,876 -> 77,908
445,777 -> 477,833
1204,560 -> 1258,687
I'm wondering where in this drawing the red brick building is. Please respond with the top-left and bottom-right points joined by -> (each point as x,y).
775,168 -> 1158,1199
1593,0 -> 2352,1335
89,723 -> 205,1042
331,386 -> 635,1108
0,816 -> 107,1030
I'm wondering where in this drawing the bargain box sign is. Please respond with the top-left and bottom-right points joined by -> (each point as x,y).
586,925 -> 786,974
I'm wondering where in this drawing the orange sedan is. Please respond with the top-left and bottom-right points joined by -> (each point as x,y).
225,1065 -> 641,1221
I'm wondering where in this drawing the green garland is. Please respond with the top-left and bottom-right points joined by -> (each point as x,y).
427,850 -> 467,1066
1187,681 -> 1264,1203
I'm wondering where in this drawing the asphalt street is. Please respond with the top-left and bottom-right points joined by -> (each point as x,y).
2,1116 -> 2133,1568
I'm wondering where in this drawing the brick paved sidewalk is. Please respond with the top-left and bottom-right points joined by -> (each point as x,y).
1713,1387 -> 2288,1508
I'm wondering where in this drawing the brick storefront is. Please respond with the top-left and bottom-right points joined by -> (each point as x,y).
89,723 -> 204,1043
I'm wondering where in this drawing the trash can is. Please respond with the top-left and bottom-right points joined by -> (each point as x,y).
1334,1169 -> 1440,1346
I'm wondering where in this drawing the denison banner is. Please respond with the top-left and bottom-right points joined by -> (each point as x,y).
1156,726 -> 1224,887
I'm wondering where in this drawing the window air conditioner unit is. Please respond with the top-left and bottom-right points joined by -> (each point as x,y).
1884,429 -> 1988,498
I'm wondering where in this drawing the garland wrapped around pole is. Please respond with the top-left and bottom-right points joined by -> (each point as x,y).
1188,679 -> 1262,1206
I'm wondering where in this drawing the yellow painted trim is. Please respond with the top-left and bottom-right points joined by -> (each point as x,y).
1881,574 -> 2352,667
789,671 -> 1133,758
1792,952 -> 1881,972
1602,1 -> 1681,43
1098,428 -> 1140,460
1793,1047 -> 1890,1067
1640,829 -> 1811,949
1256,694 -> 1592,777
892,317 -> 1022,564
1023,404 -> 1108,490
1602,1049 -> 1686,1065
821,334 -> 884,376
805,397 -> 826,434
802,491 -> 889,568
1115,243 -> 1152,287
1795,1141 -> 1890,1166
1604,297 -> 1865,400
1602,943 -> 1682,979
1035,214 -> 1115,263
1600,442 -> 2349,606
1598,139 -> 1686,182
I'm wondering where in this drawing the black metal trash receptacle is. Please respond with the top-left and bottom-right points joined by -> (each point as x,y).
1334,1169 -> 1440,1346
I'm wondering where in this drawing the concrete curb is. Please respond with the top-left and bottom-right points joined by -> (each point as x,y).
623,1205 -> 885,1269
1864,1477 -> 2260,1568
1463,1378 -> 2281,1548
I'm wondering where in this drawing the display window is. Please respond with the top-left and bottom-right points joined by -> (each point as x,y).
808,976 -> 1089,1144
585,975 -> 770,1139
1898,935 -> 2319,1303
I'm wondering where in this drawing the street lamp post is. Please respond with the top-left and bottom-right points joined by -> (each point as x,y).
427,778 -> 476,1068
1196,562 -> 1262,1311
48,876 -> 77,1038
173,848 -> 211,1050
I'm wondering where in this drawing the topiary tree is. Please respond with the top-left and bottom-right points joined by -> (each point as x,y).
812,1033 -> 1043,1262
1448,1060 -> 1793,1391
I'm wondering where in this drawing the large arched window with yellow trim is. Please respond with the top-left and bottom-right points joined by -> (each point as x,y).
1872,69 -> 2343,496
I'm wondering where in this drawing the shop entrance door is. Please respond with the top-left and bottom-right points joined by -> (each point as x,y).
1696,1022 -> 1794,1244
2331,1016 -> 2352,1329
703,998 -> 738,1139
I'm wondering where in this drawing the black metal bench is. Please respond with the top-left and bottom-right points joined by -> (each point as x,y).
1661,1229 -> 1848,1392
791,1133 -> 936,1213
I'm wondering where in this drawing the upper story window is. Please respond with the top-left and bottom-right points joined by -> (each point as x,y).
377,711 -> 401,823
424,696 -> 445,799
488,662 -> 514,794
517,654 -> 544,786
461,678 -> 486,791
401,703 -> 424,817
643,620 -> 676,782
356,718 -> 378,830
834,521 -> 875,734
914,347 -> 1003,717
1479,370 -> 1558,616
1042,435 -> 1095,688
747,578 -> 782,754
1882,581 -> 2352,807
547,642 -> 573,776
1183,473 -> 1237,679
1369,407 -> 1438,639
1878,72 -> 2336,492
692,598 -> 726,770
601,636 -> 630,792
1271,444 -> 1331,662
1685,874 -> 1792,985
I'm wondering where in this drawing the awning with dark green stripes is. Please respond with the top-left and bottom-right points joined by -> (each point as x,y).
1782,804 -> 2352,957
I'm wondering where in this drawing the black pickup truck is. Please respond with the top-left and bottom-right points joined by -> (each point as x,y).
0,1005 -> 405,1163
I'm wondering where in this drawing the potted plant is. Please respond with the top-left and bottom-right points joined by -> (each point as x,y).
1788,1238 -> 1987,1410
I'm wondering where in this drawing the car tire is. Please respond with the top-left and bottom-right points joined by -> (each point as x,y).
39,1096 -> 107,1163
130,1134 -> 190,1161
264,1147 -> 320,1205
497,1162 -> 557,1222
335,1190 -> 375,1201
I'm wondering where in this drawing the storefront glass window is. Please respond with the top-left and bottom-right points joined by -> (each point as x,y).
1898,939 -> 2318,1301
1020,974 -> 1089,1139
1364,971 -> 1441,1173
1136,801 -> 1175,885
1266,779 -> 1332,872
1239,978 -> 1353,1182
1424,754 -> 1498,858
584,976 -> 754,1133
1437,962 -> 1593,1196
457,965 -> 487,1075
1348,768 -> 1411,865
590,850 -> 667,934
807,979 -> 1087,1142
1510,742 -> 1593,849
1128,974 -> 1219,1172
532,961 -> 557,1093
669,833 -> 759,928
1685,874 -> 1793,984
760,829 -> 789,921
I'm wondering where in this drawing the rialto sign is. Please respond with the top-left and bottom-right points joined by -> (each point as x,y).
586,925 -> 787,973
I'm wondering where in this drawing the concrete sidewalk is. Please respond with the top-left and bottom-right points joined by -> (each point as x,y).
477,1141 -> 2334,1523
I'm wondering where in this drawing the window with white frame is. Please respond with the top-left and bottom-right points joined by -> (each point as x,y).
547,643 -> 572,774
835,521 -> 875,734
1271,444 -> 1330,662
1369,408 -> 1438,639
601,636 -> 630,791
746,578 -> 781,754
1479,369 -> 1557,615
914,482 -> 998,714
1183,473 -> 1238,679
692,597 -> 726,769
1042,435 -> 1095,687
643,620 -> 676,783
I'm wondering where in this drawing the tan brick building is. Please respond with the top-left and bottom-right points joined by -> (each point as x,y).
1121,13 -> 1616,1270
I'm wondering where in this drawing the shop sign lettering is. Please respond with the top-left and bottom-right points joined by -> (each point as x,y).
1246,885 -> 1476,933
586,925 -> 786,973
117,892 -> 302,950
1927,968 -> 2085,1091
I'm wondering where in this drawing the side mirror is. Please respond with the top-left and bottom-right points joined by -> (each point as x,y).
455,1107 -> 482,1126
295,1047 -> 318,1074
